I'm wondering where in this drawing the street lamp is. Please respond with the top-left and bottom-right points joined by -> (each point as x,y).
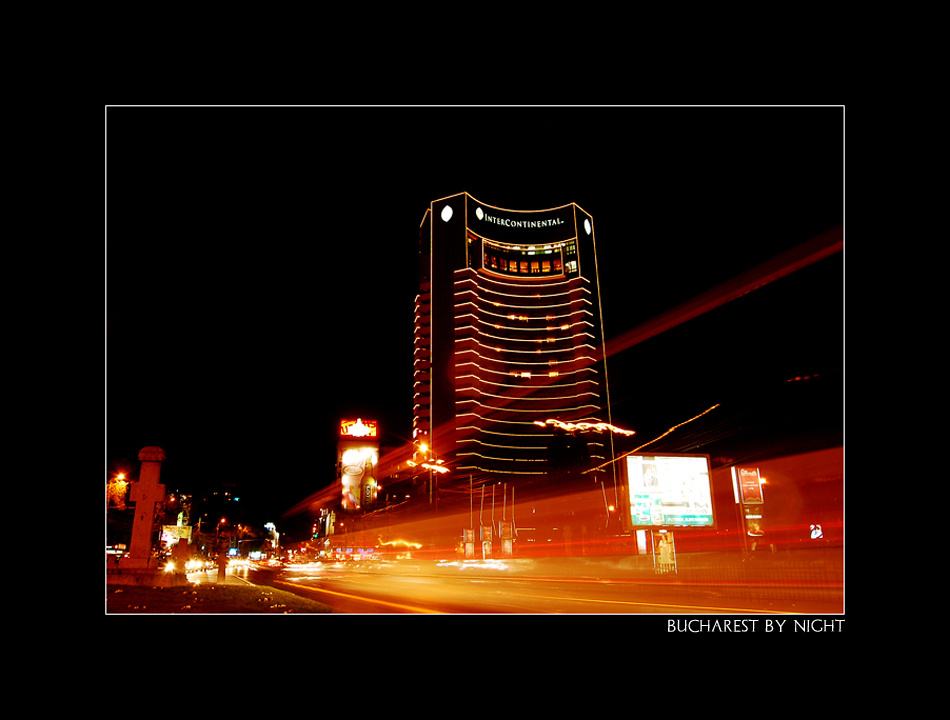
408,440 -> 451,508
108,472 -> 129,509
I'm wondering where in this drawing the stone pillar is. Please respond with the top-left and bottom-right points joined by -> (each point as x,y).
108,447 -> 188,587
123,446 -> 167,568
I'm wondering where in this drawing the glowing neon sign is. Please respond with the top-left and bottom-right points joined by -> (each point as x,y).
340,418 -> 378,438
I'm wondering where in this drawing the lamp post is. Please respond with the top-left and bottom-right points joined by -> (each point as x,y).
408,441 -> 450,512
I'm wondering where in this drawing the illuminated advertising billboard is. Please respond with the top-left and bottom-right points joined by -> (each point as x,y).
623,454 -> 715,529
161,524 -> 192,546
340,445 -> 378,511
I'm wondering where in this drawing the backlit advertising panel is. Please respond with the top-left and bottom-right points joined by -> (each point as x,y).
340,445 -> 377,511
623,454 -> 715,529
737,467 -> 764,504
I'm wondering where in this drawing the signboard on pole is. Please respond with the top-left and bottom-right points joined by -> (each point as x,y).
621,453 -> 716,531
737,467 -> 764,504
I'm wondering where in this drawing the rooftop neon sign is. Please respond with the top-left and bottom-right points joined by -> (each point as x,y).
340,418 -> 378,439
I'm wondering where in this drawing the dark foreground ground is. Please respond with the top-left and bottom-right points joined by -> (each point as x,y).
106,582 -> 334,614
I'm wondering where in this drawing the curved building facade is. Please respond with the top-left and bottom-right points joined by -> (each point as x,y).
415,194 -> 614,487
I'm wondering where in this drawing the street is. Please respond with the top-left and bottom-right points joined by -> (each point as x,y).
238,554 -> 843,614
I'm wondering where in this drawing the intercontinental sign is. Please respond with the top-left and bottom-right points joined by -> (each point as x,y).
475,205 -> 565,230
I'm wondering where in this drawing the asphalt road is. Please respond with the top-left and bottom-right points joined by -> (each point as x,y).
246,557 -> 843,614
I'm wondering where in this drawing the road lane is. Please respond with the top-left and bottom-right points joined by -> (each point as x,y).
274,579 -> 445,613
271,565 -> 817,614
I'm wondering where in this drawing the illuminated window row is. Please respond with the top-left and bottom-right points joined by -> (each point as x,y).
455,307 -> 593,324
455,360 -> 599,377
498,370 -> 598,380
455,415 -> 610,444
456,371 -> 599,390
457,263 -> 578,280
454,287 -> 590,307
458,299 -> 593,315
456,331 -> 597,352
456,424 -> 555,438
454,355 -> 599,374
459,320 -> 591,336
455,302 -> 594,329
456,464 -> 548,476
456,387 -> 600,402
456,325 -> 596,345
456,398 -> 601,414
479,240 -> 575,256
454,266 -> 594,291
456,327 -> 593,343
456,438 -> 547,451
455,385 -> 600,403
455,339 -> 598,356
456,319 -> 592,335
455,351 -> 588,366
456,302 -> 593,323
454,351 -> 601,368
454,272 -> 587,291
456,373 -> 598,390
456,452 -> 545,464
482,255 -> 564,276
457,412 -> 580,427
462,317 -> 595,333
456,318 -> 593,337
454,286 -> 591,305
454,272 -> 590,295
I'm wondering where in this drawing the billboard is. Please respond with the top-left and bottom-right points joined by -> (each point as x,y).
340,445 -> 378,511
161,524 -> 192,546
623,454 -> 715,529
338,420 -> 379,510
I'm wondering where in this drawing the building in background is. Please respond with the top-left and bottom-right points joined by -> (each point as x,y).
413,193 -> 614,495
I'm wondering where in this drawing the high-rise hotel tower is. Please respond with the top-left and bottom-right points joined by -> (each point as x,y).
415,193 -> 613,487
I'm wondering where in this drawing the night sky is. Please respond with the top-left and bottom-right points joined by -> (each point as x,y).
105,106 -> 844,530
